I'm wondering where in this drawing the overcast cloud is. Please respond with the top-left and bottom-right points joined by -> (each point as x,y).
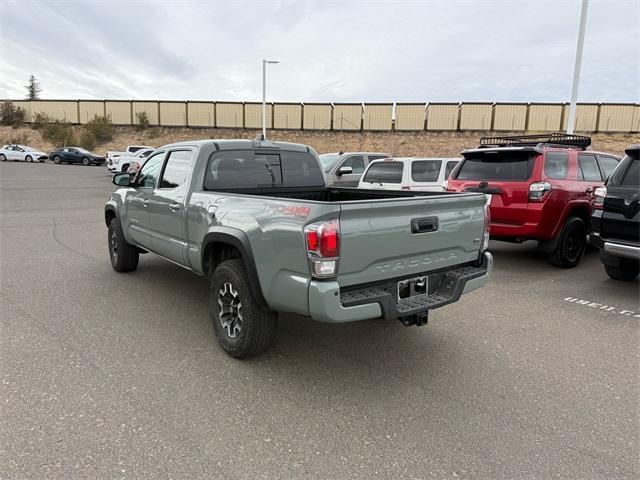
0,0 -> 638,103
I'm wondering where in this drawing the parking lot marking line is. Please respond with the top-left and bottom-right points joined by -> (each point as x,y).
564,297 -> 640,318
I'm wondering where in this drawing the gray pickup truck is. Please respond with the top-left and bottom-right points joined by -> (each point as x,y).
105,139 -> 492,358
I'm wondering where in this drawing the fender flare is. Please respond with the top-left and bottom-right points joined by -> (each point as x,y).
202,229 -> 269,310
104,204 -> 118,227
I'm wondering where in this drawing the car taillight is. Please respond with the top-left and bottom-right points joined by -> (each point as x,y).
305,220 -> 340,278
482,195 -> 491,251
593,186 -> 607,210
529,181 -> 552,202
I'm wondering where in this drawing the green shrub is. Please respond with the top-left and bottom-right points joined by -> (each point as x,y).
32,112 -> 52,130
135,111 -> 150,131
78,130 -> 97,151
41,120 -> 75,147
83,115 -> 115,143
0,101 -> 25,126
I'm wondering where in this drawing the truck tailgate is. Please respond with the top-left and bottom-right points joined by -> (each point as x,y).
337,193 -> 485,287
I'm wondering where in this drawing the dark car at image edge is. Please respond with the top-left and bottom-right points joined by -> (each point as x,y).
49,147 -> 106,166
590,144 -> 640,281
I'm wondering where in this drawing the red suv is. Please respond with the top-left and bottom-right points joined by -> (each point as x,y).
447,134 -> 620,268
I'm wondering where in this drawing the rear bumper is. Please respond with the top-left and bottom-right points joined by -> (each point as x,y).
308,252 -> 493,323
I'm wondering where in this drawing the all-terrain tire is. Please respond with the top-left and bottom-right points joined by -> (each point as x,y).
604,260 -> 639,281
548,216 -> 587,268
108,218 -> 139,272
210,259 -> 277,358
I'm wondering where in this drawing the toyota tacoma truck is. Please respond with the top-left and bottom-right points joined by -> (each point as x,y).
105,139 -> 492,358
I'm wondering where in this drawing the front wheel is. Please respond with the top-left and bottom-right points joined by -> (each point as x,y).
26,155 -> 33,162
210,259 -> 277,358
548,216 -> 587,268
53,155 -> 61,164
604,260 -> 639,281
108,218 -> 139,272
82,157 -> 90,166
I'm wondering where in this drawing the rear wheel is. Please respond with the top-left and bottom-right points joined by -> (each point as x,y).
26,155 -> 33,162
604,260 -> 639,281
210,259 -> 277,358
108,218 -> 139,272
548,216 -> 586,268
53,155 -> 61,164
82,157 -> 90,166
0,154 -> 6,161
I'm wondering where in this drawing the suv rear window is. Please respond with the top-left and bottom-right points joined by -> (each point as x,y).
411,160 -> 442,182
362,162 -> 403,184
455,151 -> 535,181
204,150 -> 324,190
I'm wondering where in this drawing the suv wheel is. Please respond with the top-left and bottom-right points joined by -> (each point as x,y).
210,259 -> 277,358
548,216 -> 586,268
604,260 -> 639,281
108,218 -> 139,272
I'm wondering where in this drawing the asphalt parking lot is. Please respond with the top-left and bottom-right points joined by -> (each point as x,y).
1,161 -> 638,479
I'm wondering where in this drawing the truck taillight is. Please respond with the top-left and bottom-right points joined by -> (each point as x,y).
305,220 -> 340,278
482,195 -> 491,251
529,181 -> 552,202
593,186 -> 607,210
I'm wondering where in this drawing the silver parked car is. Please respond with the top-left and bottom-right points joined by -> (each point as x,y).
319,151 -> 390,186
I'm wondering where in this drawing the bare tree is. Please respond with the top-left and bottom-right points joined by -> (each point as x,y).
25,75 -> 42,100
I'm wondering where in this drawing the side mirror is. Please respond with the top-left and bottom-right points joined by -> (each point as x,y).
112,172 -> 132,187
337,166 -> 353,176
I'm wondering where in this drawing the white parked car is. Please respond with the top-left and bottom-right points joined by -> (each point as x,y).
106,145 -> 153,162
107,148 -> 155,173
0,144 -> 48,162
357,157 -> 460,192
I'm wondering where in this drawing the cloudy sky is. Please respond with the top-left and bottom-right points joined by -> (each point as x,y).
0,0 -> 638,103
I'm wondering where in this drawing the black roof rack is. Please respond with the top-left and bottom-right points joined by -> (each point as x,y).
478,133 -> 591,150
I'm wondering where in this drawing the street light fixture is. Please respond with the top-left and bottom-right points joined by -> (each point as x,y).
262,59 -> 280,140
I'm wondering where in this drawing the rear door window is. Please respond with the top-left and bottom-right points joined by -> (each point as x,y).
362,162 -> 404,184
596,155 -> 619,180
544,151 -> 569,179
455,151 -> 535,181
578,153 -> 602,181
411,160 -> 442,182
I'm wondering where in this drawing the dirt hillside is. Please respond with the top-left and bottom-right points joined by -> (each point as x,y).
1,125 -> 636,157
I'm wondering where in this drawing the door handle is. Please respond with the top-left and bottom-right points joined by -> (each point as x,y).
169,203 -> 181,211
142,199 -> 149,207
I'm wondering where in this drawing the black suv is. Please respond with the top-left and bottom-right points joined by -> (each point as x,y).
591,144 -> 639,281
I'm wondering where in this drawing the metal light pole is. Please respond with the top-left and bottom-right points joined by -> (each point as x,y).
567,0 -> 589,134
262,59 -> 279,140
